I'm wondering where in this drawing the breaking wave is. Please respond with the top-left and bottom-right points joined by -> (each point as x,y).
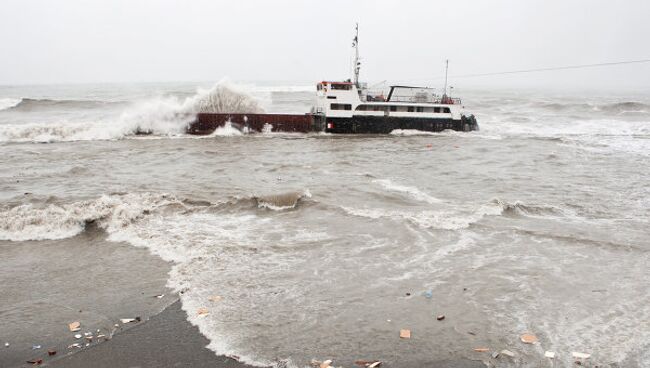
254,190 -> 312,211
0,193 -> 183,241
536,101 -> 649,114
0,98 -> 21,111
341,198 -> 568,230
372,179 -> 441,204
0,81 -> 264,143
0,189 -> 313,241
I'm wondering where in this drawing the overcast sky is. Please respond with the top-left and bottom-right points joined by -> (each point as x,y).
1,0 -> 648,90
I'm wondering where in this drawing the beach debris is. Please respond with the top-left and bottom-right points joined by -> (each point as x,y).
48,350 -> 57,356
74,334 -> 82,339
67,343 -> 81,349
491,352 -> 500,359
4,342 -> 8,347
85,343 -> 90,347
320,359 -> 333,368
84,332 -> 91,336
85,336 -> 93,342
423,290 -> 433,298
468,331 -> 476,336
436,314 -> 445,321
154,293 -> 165,298
572,352 -> 591,359
114,323 -> 119,328
545,351 -> 556,359
197,307 -> 210,317
354,360 -> 381,367
209,295 -> 223,302
120,318 -> 136,324
32,345 -> 41,350
520,333 -> 538,344
226,354 -> 241,361
68,321 -> 81,332
474,348 -> 489,352
405,292 -> 411,296
399,329 -> 411,339
26,359 -> 43,365
500,349 -> 516,358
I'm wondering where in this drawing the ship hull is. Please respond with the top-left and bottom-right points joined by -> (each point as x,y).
187,113 -> 478,135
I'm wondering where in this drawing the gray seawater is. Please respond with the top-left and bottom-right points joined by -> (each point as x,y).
0,82 -> 649,367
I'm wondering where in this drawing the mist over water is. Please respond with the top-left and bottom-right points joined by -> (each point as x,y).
0,82 -> 649,368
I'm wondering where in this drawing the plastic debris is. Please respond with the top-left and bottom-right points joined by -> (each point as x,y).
405,292 -> 411,296
114,324 -> 119,328
197,307 -> 210,317
520,333 -> 538,344
226,354 -> 241,361
120,318 -> 136,324
436,315 -> 445,321
84,332 -> 91,336
320,359 -> 332,368
474,348 -> 489,352
74,334 -> 82,339
209,295 -> 223,302
97,334 -> 106,339
500,349 -> 516,357
85,336 -> 93,342
154,294 -> 165,298
32,345 -> 41,350
4,342 -> 8,347
48,350 -> 57,356
468,331 -> 476,336
67,343 -> 81,349
423,290 -> 433,298
26,359 -> 43,365
68,321 -> 81,332
355,360 -> 381,367
399,329 -> 411,339
545,351 -> 555,359
572,352 -> 591,359
491,352 -> 500,359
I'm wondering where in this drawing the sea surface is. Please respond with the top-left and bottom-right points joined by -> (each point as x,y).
0,81 -> 649,368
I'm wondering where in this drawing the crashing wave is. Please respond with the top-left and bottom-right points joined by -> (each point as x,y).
0,98 -> 22,111
254,190 -> 312,211
0,193 -> 182,241
0,81 -> 264,143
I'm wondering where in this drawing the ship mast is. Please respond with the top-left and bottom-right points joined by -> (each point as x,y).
352,23 -> 360,87
443,59 -> 449,98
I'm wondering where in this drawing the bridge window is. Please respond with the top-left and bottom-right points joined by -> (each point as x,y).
443,107 -> 451,113
434,107 -> 441,113
390,106 -> 397,112
331,83 -> 353,90
331,103 -> 352,110
408,106 -> 414,112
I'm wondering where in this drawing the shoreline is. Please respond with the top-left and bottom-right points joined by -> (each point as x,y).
47,299 -> 251,368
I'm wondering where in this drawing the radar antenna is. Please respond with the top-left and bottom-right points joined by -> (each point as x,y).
352,23 -> 361,87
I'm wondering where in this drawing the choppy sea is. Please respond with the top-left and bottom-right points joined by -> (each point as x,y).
0,81 -> 648,367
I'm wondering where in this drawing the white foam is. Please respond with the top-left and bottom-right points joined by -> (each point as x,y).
0,98 -> 21,111
0,193 -> 181,241
372,179 -> 441,204
0,81 -> 264,143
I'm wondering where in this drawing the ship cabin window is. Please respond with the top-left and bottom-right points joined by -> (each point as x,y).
373,105 -> 385,111
434,107 -> 441,113
408,106 -> 415,112
416,107 -> 424,112
443,107 -> 451,113
327,96 -> 337,99
317,84 -> 323,91
390,106 -> 397,112
331,83 -> 353,90
331,103 -> 352,110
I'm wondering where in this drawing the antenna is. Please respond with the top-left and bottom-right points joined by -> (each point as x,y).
443,59 -> 449,97
352,23 -> 360,86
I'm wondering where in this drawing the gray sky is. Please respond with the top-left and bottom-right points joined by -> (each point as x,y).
1,0 -> 649,90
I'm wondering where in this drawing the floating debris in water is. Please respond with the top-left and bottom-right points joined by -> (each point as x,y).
74,334 -> 82,339
474,347 -> 489,352
68,321 -> 81,332
500,349 -> 516,357
197,307 -> 209,317
120,318 -> 136,324
208,295 -> 222,302
31,345 -> 41,350
572,352 -> 591,359
399,329 -> 411,339
520,333 -> 538,344
4,342 -> 8,348
26,358 -> 43,365
153,294 -> 165,298
545,351 -> 555,359
436,314 -> 445,321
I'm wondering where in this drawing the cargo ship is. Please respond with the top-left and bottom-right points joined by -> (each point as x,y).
187,25 -> 478,135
